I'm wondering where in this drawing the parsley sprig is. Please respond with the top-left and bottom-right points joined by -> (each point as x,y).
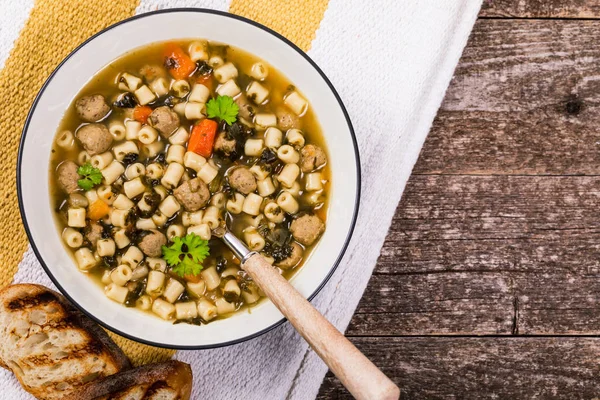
206,95 -> 239,125
162,233 -> 210,277
77,163 -> 103,191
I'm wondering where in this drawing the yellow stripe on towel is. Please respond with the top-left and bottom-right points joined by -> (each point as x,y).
229,0 -> 329,52
0,0 -> 174,365
108,332 -> 174,367
0,0 -> 136,285
1,0 -> 329,366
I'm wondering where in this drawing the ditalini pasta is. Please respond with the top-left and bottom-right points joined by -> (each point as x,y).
50,39 -> 329,325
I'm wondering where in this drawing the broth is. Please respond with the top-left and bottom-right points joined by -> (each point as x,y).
49,40 -> 329,324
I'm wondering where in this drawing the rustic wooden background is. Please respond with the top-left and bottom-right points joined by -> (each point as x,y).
317,0 -> 600,398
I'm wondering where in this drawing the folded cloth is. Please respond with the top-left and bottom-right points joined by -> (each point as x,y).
1,0 -> 481,398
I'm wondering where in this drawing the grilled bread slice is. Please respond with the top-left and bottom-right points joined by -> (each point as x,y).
0,284 -> 130,399
66,360 -> 193,400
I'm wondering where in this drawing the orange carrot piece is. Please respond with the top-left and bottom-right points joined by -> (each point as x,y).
195,74 -> 214,91
88,200 -> 110,221
188,119 -> 218,158
133,105 -> 153,124
164,43 -> 196,80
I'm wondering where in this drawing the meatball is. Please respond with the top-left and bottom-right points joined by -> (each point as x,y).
290,214 -> 325,246
75,94 -> 110,122
228,167 -> 257,195
276,106 -> 300,130
214,132 -> 236,156
139,64 -> 167,80
57,161 -> 80,194
148,106 -> 180,137
173,178 -> 210,212
85,222 -> 103,248
276,242 -> 303,270
76,123 -> 113,155
300,144 -> 327,173
235,94 -> 255,121
138,230 -> 167,257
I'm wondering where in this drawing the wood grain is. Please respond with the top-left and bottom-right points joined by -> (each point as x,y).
346,175 -> 600,336
318,337 -> 600,399
318,5 -> 600,400
480,0 -> 600,18
415,19 -> 600,175
348,273 -> 515,335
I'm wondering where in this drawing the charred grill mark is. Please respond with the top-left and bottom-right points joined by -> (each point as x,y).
143,381 -> 171,399
7,292 -> 57,310
24,341 -> 105,366
41,314 -> 81,331
54,371 -> 110,388
106,385 -> 147,400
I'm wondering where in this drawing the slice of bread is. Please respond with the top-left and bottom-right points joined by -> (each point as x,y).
65,360 -> 193,400
0,284 -> 130,399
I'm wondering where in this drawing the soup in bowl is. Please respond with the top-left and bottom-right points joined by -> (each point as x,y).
18,9 -> 359,348
50,39 -> 330,324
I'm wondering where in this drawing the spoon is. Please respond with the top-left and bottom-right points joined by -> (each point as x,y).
213,225 -> 400,400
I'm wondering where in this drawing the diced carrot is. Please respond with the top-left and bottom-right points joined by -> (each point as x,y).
133,105 -> 153,124
164,43 -> 196,80
184,273 -> 202,283
188,119 -> 218,158
195,74 -> 214,91
88,200 -> 110,221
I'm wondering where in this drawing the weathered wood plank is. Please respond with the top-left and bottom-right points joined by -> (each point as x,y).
318,337 -> 600,399
480,0 -> 600,18
348,271 -> 600,336
347,273 -> 515,335
380,175 -> 600,272
515,272 -> 600,334
320,11 -> 600,400
414,19 -> 600,175
397,176 -> 600,240
346,175 -> 600,336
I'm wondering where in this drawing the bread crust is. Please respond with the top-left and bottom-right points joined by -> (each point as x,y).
65,360 -> 193,400
0,284 -> 131,399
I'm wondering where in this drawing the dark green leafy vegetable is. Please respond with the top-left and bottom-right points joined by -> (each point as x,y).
216,255 -> 228,274
223,290 -> 239,303
124,281 -> 145,307
138,192 -> 161,218
114,92 -> 138,108
259,148 -> 277,164
264,242 -> 293,263
261,226 -> 293,262
154,95 -> 181,108
102,256 -> 117,269
174,316 -> 204,326
122,153 -> 138,166
195,61 -> 212,75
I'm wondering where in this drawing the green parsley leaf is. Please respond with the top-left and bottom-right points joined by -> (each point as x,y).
206,95 -> 239,125
77,163 -> 103,191
162,233 -> 210,277
176,258 -> 203,278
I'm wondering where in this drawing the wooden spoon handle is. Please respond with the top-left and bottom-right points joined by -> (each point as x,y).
243,253 -> 400,400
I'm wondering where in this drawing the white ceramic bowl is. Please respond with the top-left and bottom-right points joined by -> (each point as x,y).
18,9 -> 359,349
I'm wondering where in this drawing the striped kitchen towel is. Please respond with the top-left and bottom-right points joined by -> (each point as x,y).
0,0 -> 482,398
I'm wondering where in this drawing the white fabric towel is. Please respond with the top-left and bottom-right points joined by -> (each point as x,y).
2,0 -> 482,398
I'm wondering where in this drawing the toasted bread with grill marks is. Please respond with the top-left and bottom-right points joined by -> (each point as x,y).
0,284 -> 130,399
65,360 -> 193,400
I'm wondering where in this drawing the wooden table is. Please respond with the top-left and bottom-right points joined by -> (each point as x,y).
317,1 -> 600,398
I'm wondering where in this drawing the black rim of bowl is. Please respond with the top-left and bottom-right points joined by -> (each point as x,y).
17,8 -> 361,350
